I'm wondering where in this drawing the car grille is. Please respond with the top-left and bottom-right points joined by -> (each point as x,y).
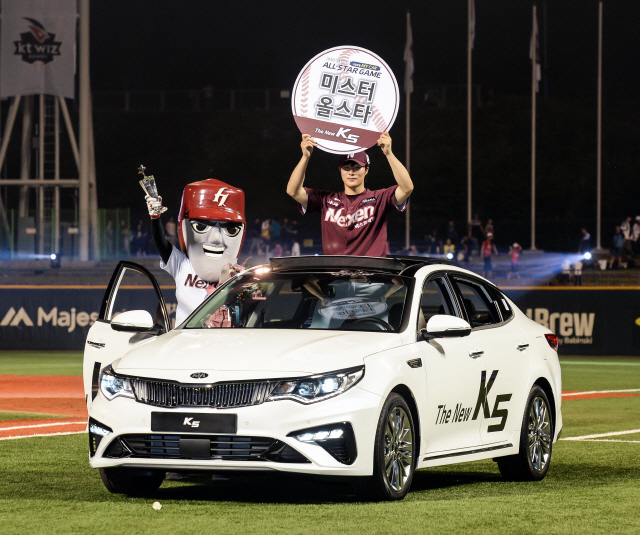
103,434 -> 310,463
131,379 -> 275,409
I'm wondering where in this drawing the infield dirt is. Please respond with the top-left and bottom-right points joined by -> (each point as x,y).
0,375 -> 86,439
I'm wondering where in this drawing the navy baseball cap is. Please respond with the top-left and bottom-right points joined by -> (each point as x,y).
339,151 -> 370,167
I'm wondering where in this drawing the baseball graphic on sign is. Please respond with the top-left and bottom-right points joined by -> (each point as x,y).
292,46 -> 399,154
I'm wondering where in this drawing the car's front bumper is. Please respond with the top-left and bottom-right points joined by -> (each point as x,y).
88,385 -> 382,476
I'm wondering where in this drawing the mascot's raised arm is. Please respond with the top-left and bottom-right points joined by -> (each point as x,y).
142,167 -> 246,325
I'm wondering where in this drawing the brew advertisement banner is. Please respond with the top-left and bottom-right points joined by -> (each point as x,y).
1,288 -> 638,354
291,46 -> 399,154
504,289 -> 640,356
0,0 -> 76,99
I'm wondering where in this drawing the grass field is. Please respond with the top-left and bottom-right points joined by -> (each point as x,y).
0,351 -> 639,534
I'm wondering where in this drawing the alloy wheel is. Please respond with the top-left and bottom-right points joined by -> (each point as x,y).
384,406 -> 413,491
528,396 -> 551,472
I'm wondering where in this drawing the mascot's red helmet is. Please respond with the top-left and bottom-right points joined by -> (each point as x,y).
177,179 -> 246,253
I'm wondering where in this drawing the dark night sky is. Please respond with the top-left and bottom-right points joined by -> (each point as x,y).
91,0 -> 640,100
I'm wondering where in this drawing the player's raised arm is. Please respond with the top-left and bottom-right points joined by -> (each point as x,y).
377,132 -> 414,205
286,134 -> 316,208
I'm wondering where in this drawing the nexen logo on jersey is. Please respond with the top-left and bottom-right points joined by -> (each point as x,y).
325,205 -> 375,228
184,273 -> 214,289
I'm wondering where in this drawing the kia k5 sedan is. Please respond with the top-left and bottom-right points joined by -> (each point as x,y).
84,255 -> 562,501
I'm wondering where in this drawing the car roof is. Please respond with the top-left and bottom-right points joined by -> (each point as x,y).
269,255 -> 453,275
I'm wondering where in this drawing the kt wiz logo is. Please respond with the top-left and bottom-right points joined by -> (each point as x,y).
14,18 -> 62,64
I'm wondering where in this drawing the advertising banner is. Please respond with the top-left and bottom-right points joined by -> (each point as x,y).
505,288 -> 640,356
0,288 -> 177,350
0,0 -> 76,98
291,46 -> 399,154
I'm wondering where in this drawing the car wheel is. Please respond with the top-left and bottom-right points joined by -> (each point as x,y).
497,385 -> 553,481
353,393 -> 415,501
99,468 -> 166,497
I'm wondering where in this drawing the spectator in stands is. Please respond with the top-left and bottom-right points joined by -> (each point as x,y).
446,220 -> 458,245
468,214 -> 484,253
484,218 -> 495,239
120,220 -> 130,255
633,216 -> 640,255
425,229 -> 442,256
578,228 -> 591,255
508,242 -> 522,279
621,216 -> 633,255
459,235 -> 472,264
573,260 -> 583,286
443,238 -> 455,259
609,225 -> 624,269
105,220 -> 115,256
481,232 -> 498,278
271,217 -> 281,244
260,218 -> 272,254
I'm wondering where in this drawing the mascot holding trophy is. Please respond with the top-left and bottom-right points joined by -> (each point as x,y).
140,166 -> 246,325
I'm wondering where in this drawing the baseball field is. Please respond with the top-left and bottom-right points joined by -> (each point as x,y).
0,351 -> 639,534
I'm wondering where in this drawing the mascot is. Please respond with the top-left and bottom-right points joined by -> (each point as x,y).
142,167 -> 246,325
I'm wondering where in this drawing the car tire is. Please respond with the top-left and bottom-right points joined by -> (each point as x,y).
497,385 -> 553,481
99,468 -> 166,497
352,393 -> 416,501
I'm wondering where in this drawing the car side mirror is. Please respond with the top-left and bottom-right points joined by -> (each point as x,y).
111,310 -> 158,333
420,314 -> 472,340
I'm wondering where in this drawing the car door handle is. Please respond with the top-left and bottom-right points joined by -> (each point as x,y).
468,349 -> 484,358
87,340 -> 105,348
516,343 -> 529,351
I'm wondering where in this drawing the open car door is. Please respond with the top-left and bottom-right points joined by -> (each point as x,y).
82,261 -> 170,411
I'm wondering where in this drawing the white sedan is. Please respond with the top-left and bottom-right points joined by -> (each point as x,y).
83,255 -> 562,501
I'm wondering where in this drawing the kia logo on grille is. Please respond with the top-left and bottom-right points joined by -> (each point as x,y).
190,372 -> 208,379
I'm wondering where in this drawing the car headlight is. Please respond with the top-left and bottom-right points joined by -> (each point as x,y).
99,365 -> 135,401
268,366 -> 364,404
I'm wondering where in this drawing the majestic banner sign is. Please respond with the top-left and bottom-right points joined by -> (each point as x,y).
1,288 -> 638,354
0,0 -> 76,98
291,46 -> 399,154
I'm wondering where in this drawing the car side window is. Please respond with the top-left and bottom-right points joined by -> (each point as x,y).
418,277 -> 456,331
451,277 -> 501,328
490,287 -> 514,321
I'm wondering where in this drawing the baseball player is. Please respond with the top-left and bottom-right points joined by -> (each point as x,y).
286,131 -> 413,257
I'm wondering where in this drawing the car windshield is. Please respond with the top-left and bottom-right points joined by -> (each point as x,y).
184,269 -> 410,332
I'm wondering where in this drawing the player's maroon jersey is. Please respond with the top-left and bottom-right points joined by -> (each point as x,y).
300,186 -> 406,256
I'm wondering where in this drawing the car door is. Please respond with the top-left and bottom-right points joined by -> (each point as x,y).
448,275 -> 530,446
418,274 -> 484,455
82,261 -> 170,411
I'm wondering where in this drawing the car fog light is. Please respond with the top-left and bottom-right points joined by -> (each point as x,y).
89,423 -> 111,437
88,418 -> 113,458
289,423 -> 357,465
446,252 -> 454,260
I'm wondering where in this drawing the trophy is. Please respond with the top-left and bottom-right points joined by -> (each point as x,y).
138,165 -> 167,216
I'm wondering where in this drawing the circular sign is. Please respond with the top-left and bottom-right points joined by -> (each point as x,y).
291,46 -> 399,154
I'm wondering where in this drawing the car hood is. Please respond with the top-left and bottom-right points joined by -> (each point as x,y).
114,328 -> 402,381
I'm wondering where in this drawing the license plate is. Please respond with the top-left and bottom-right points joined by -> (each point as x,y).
151,412 -> 237,434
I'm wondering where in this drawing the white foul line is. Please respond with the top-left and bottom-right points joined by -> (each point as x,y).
561,429 -> 640,441
563,389 -> 640,397
0,421 -> 85,432
0,430 -> 86,441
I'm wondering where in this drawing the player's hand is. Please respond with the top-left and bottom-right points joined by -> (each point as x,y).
301,134 -> 316,159
377,132 -> 392,156
145,194 -> 167,219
